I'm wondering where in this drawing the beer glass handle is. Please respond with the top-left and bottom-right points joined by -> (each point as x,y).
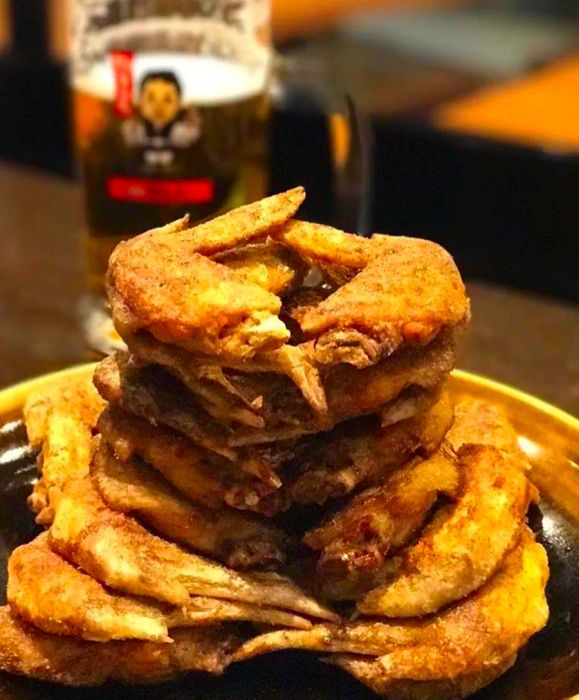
273,55 -> 374,236
329,95 -> 373,236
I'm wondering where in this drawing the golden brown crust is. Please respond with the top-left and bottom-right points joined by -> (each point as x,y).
212,242 -> 308,297
234,529 -> 549,675
301,235 -> 468,342
358,443 -> 532,617
107,188 -> 305,356
97,406 -> 258,509
0,607 -> 243,686
91,437 -> 288,570
305,446 -> 461,601
7,534 -> 169,642
333,653 -> 517,700
272,220 -> 372,269
23,374 -> 106,524
447,399 -> 525,460
272,222 -> 469,365
323,331 -> 456,424
288,391 -> 454,507
48,477 -> 337,621
23,375 -> 106,447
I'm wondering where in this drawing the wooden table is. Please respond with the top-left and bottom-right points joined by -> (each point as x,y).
0,163 -> 577,416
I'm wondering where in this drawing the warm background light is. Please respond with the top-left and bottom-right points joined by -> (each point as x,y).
0,0 -> 10,52
0,0 -> 476,58
48,0 -> 69,61
271,0 -> 470,41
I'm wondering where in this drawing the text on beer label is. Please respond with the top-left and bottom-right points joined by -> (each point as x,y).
107,176 -> 215,205
111,51 -> 135,117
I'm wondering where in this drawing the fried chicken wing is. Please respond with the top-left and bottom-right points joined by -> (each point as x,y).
49,477 -> 338,622
323,330 -> 456,425
273,220 -> 372,269
333,533 -> 547,700
288,391 -> 454,507
125,334 -> 267,428
97,333 -> 456,461
126,331 -> 327,418
304,446 -> 461,600
212,242 -> 308,297
358,443 -> 532,617
9,534 -> 314,643
333,654 -> 517,700
234,529 -> 548,675
23,375 -> 105,446
92,437 -> 288,570
8,534 -> 169,642
23,375 -> 106,525
447,398 -> 525,459
10,534 -> 315,648
223,333 -> 456,448
98,406 -> 247,505
167,598 -> 312,630
94,354 -> 293,487
274,222 -> 469,368
0,607 -> 242,686
94,353 -> 236,461
108,188 -> 305,357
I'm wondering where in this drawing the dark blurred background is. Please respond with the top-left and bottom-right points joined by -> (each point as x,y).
1,0 -> 578,301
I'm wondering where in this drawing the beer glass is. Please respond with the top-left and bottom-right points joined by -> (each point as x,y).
70,0 -> 272,351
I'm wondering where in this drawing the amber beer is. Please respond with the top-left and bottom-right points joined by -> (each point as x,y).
70,1 -> 271,347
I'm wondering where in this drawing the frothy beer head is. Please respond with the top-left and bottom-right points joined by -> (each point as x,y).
76,54 -> 267,108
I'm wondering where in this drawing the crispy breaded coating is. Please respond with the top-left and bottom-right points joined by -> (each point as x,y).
23,374 -> 105,446
92,437 -> 288,570
23,375 -> 106,524
8,534 -> 312,643
304,236 -> 468,346
98,406 -> 249,509
212,242 -> 308,297
288,391 -> 454,507
447,399 -> 525,459
107,188 -> 305,357
273,220 -> 372,269
333,532 -> 547,699
0,607 -> 243,686
235,529 -> 548,679
334,654 -> 517,700
111,252 -> 288,356
48,477 -> 338,622
274,222 -> 469,367
305,447 -> 461,600
322,331 -> 456,426
97,406 -> 281,515
358,443 -> 533,617
8,533 -> 169,642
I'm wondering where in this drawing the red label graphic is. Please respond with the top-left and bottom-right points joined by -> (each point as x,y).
107,176 -> 215,205
111,51 -> 134,117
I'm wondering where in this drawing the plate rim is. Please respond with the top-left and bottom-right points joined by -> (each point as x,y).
0,364 -> 577,431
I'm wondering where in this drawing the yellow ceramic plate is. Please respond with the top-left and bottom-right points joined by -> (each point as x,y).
0,366 -> 577,700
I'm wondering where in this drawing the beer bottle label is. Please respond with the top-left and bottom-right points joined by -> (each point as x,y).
71,0 -> 271,227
